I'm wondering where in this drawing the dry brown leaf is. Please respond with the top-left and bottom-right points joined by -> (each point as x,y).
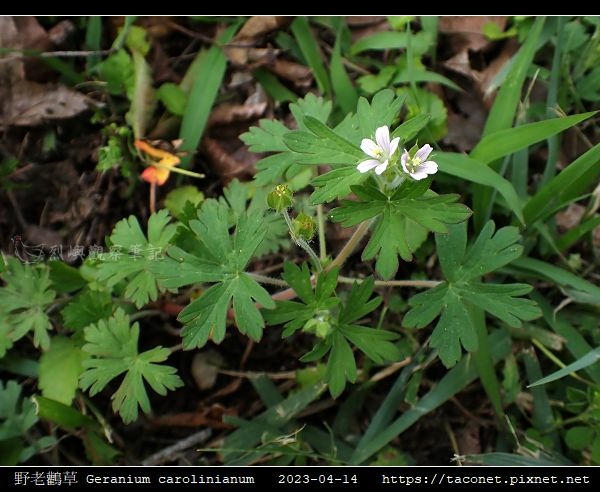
225,16 -> 291,66
0,17 -> 25,83
556,203 -> 587,231
345,16 -> 387,27
1,81 -> 90,127
208,102 -> 267,127
269,59 -> 313,87
439,16 -> 507,53
191,350 -> 224,391
202,137 -> 254,182
235,16 -> 291,40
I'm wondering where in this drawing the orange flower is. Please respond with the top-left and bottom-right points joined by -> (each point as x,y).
135,139 -> 181,186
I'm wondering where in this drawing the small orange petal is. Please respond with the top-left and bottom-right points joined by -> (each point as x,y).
135,139 -> 180,162
141,166 -> 170,186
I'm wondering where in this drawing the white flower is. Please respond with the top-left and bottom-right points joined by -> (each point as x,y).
357,126 -> 400,175
401,144 -> 438,180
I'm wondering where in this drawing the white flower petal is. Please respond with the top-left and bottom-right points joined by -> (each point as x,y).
357,159 -> 380,173
415,144 -> 433,161
375,126 -> 390,154
418,160 -> 438,175
374,160 -> 389,175
410,171 -> 429,180
360,138 -> 379,157
389,137 -> 400,157
400,149 -> 410,173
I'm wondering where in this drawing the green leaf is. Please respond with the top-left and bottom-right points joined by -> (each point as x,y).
125,50 -> 155,139
331,183 -> 471,278
95,50 -> 134,96
266,265 -> 400,397
0,257 -> 55,350
350,329 -> 512,464
311,167 -> 368,204
221,382 -> 326,465
483,17 -> 545,137
96,210 -> 177,308
473,17 -> 544,229
61,289 -> 113,330
80,309 -> 183,423
33,396 -> 94,429
0,381 -> 37,441
390,114 -> 431,141
291,17 -> 331,95
512,256 -> 600,303
565,426 -> 594,451
39,337 -> 84,406
356,89 -> 406,138
48,261 -> 86,294
436,152 -> 525,224
253,68 -> 298,102
470,112 -> 596,164
156,82 -> 187,116
152,199 -> 275,348
330,19 -> 358,113
404,221 -> 541,367
179,22 -> 240,166
351,31 -> 433,56
164,185 -> 204,220
524,142 -> 600,225
529,346 -> 600,388
241,93 -> 332,184
327,332 -> 356,398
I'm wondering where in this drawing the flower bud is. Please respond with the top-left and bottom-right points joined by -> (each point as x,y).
267,184 -> 293,212
292,212 -> 316,241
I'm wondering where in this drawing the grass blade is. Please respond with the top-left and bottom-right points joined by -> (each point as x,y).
85,17 -> 102,70
529,347 -> 600,387
350,329 -> 512,464
436,152 -> 524,224
291,17 -> 331,96
556,215 -> 600,251
179,22 -> 240,166
523,142 -> 600,225
330,19 -> 358,113
531,292 -> 600,385
522,349 -> 560,448
470,112 -> 595,165
253,68 -> 298,103
512,257 -> 600,302
473,17 -> 545,229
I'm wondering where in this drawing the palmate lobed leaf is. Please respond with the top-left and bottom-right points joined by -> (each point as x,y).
80,309 -> 182,423
150,197 -> 276,349
404,221 -> 541,367
330,182 -> 471,279
241,93 -> 332,183
266,265 -> 401,397
0,257 -> 55,350
178,274 -> 275,349
96,209 -> 177,308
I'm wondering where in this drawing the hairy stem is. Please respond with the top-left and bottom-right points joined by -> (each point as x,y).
326,220 -> 372,272
248,272 -> 289,287
316,204 -> 327,261
282,209 -> 322,272
337,276 -> 441,288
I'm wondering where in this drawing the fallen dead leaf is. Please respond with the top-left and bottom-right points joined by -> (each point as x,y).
269,59 -> 313,88
225,16 -> 291,66
208,102 -> 267,127
556,203 -> 587,231
202,137 -> 254,182
439,16 -> 507,53
191,350 -> 224,391
1,81 -> 90,127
